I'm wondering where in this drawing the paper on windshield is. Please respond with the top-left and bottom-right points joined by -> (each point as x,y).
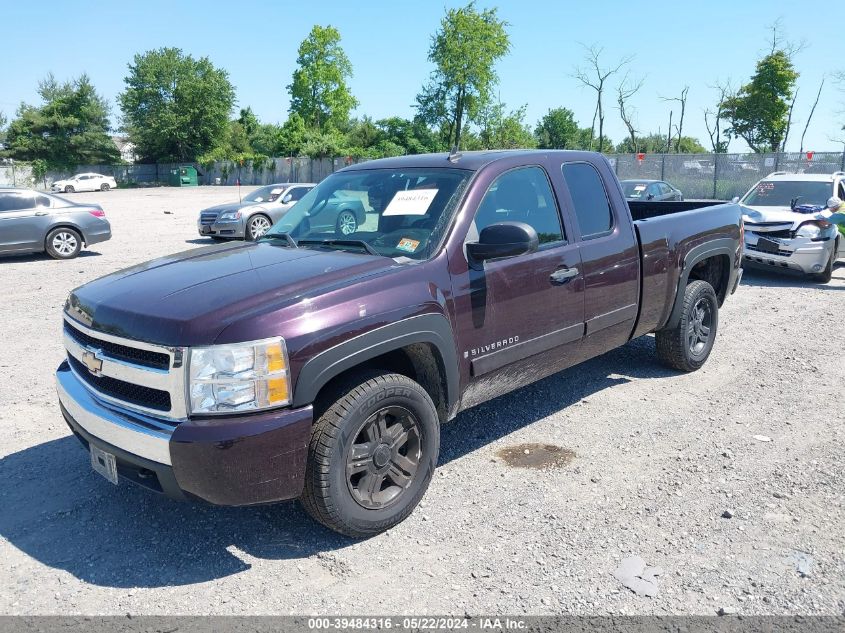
383,189 -> 438,216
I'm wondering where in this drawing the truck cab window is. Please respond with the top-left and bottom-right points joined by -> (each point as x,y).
562,162 -> 613,238
472,166 -> 564,246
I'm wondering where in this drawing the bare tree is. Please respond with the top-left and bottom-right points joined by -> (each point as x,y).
704,81 -> 732,153
573,44 -> 631,152
781,88 -> 799,153
799,78 -> 825,154
661,86 -> 689,152
767,18 -> 806,60
666,110 -> 673,153
616,72 -> 645,151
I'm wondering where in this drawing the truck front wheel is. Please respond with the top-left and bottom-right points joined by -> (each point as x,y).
656,280 -> 719,372
300,371 -> 440,538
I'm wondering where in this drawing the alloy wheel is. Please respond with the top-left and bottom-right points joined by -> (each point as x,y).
52,231 -> 78,257
249,216 -> 271,239
345,406 -> 422,510
687,297 -> 713,355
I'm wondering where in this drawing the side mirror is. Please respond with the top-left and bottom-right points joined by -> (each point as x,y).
646,193 -> 655,201
466,221 -> 539,268
282,194 -> 293,204
731,196 -> 740,204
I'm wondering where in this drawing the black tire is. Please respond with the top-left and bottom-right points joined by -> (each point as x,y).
100,183 -> 110,191
45,227 -> 82,260
300,371 -> 440,538
656,280 -> 719,372
811,241 -> 836,283
335,209 -> 358,235
245,214 -> 272,241
64,185 -> 74,193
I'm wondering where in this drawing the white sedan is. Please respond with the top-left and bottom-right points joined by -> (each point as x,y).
51,173 -> 117,193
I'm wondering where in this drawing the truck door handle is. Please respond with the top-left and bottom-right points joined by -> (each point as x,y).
550,267 -> 579,284
34,211 -> 49,216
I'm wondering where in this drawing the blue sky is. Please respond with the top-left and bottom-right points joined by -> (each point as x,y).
1,0 -> 841,152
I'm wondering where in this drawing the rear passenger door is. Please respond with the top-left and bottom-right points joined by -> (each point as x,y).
0,192 -> 44,253
556,160 -> 640,358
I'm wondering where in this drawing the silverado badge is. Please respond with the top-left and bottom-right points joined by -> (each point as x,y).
81,350 -> 103,376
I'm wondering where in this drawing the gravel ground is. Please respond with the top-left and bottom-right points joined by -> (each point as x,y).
0,187 -> 843,616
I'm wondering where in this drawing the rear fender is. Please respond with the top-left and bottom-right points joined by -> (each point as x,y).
664,238 -> 737,330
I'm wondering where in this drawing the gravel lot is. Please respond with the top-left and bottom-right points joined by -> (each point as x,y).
0,187 -> 843,616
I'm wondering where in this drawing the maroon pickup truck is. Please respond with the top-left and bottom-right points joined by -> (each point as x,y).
56,150 -> 743,537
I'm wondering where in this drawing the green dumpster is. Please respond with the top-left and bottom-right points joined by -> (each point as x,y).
168,165 -> 198,187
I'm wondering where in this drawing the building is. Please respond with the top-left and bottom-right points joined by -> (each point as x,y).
111,136 -> 137,164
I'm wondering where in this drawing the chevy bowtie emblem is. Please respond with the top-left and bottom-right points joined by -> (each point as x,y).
81,350 -> 103,376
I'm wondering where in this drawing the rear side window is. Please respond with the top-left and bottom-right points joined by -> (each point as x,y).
562,162 -> 613,238
0,193 -> 35,212
289,187 -> 309,201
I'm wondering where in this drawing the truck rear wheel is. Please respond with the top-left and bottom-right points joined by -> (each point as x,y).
656,280 -> 719,372
300,371 -> 439,538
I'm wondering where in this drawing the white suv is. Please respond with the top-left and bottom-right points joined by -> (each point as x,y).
738,171 -> 844,283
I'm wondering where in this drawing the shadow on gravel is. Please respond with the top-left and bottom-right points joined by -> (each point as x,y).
0,336 -> 672,588
184,238 -> 227,245
0,250 -> 103,264
440,335 -> 673,464
0,436 -> 349,588
741,266 -> 845,289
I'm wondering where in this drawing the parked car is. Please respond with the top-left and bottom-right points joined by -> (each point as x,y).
737,171 -> 845,283
621,179 -> 683,201
198,183 -> 318,241
683,159 -> 714,174
51,173 -> 117,193
56,150 -> 742,537
0,188 -> 111,259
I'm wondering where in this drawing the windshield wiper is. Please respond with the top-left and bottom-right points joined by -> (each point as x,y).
259,233 -> 298,248
297,238 -> 380,256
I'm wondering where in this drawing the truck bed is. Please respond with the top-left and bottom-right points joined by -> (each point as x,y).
628,199 -> 728,221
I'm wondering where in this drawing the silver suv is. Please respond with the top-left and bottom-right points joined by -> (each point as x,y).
0,188 -> 112,259
198,183 -> 316,241
739,171 -> 845,283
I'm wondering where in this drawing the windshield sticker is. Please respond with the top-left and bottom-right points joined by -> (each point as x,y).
396,237 -> 421,253
383,189 -> 439,216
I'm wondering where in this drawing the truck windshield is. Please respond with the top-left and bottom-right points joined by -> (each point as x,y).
263,168 -> 471,259
742,180 -> 831,207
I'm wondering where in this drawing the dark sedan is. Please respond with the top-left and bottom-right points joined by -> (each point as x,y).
621,179 -> 683,201
0,188 -> 111,259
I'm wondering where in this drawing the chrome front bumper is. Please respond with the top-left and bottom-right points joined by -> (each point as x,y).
197,218 -> 245,238
56,362 -> 174,465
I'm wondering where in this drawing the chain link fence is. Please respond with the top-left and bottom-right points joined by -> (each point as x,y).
610,152 -> 845,200
5,152 -> 845,199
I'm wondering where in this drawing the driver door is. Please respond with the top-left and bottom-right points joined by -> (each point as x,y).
452,165 -> 585,410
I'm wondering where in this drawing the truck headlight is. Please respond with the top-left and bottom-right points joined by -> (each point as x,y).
188,338 -> 290,414
219,211 -> 241,221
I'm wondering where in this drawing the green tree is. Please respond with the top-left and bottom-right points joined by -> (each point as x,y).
288,25 -> 358,131
237,107 -> 260,138
250,123 -> 285,156
278,113 -> 308,156
478,103 -> 536,149
615,133 -> 706,154
535,107 -> 581,149
721,50 -> 798,152
376,117 -> 444,154
0,111 -> 7,146
300,128 -> 346,158
416,2 -> 510,150
4,74 -> 119,167
119,47 -> 235,162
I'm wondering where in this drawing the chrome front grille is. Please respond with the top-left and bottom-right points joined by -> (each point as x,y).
200,212 -> 218,226
63,315 -> 188,422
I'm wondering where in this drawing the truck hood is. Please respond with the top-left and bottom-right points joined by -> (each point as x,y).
66,242 -> 398,346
